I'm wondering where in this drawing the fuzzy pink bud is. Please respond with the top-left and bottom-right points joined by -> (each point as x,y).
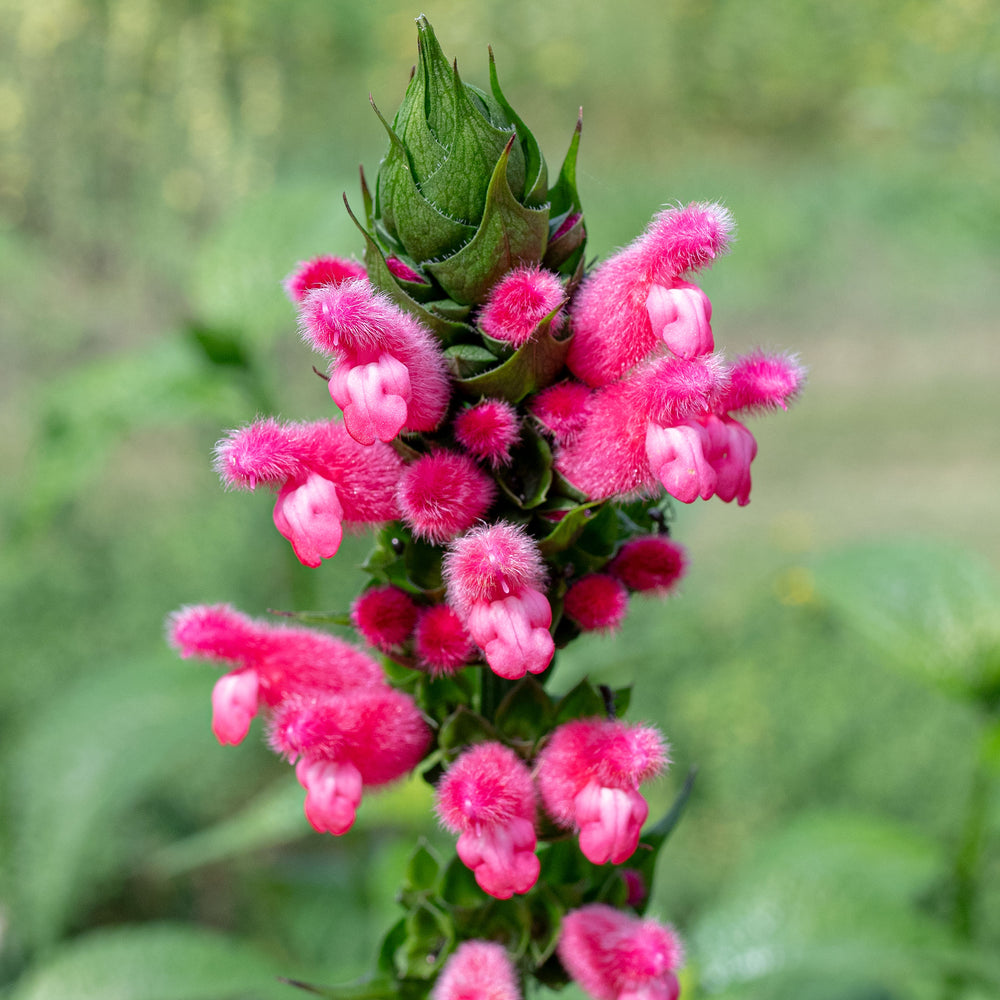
537,717 -> 668,865
479,265 -> 565,346
568,203 -> 733,387
433,941 -> 522,1000
437,742 -> 539,899
386,256 -> 428,284
414,605 -> 474,675
559,905 -> 684,1000
721,350 -> 805,414
564,574 -> 629,633
299,280 -> 449,444
454,400 -> 520,468
351,585 -> 419,652
210,670 -> 260,745
284,256 -> 367,303
530,380 -> 594,446
609,537 -> 687,596
397,451 -> 497,544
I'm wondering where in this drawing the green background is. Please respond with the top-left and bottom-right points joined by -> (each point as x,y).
2,1 -> 998,998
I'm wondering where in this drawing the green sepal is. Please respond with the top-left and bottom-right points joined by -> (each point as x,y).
553,678 -> 607,724
426,138 -> 549,305
438,705 -> 498,755
360,165 -> 376,232
344,196 -> 471,344
488,47 -> 548,206
536,501 -> 603,558
479,331 -> 517,360
412,16 -> 460,148
457,307 -> 569,402
424,298 -> 472,321
396,902 -> 454,979
401,839 -> 443,899
548,110 -> 583,218
494,676 -> 555,743
362,523 -> 443,597
439,855 -> 483,909
391,35 -> 448,180
372,100 -> 476,261
443,344 -> 498,379
419,61 -> 525,224
496,426 -> 553,509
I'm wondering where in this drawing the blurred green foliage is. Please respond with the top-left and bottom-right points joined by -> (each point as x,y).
1,0 -> 999,998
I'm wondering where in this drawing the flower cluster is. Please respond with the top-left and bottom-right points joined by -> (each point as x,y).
167,16 -> 802,1000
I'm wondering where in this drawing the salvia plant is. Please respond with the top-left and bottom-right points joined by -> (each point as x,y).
168,16 -> 803,1000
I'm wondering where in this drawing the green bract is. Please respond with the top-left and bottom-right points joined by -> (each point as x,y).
364,15 -> 585,309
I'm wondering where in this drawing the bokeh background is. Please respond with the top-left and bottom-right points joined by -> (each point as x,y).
2,1 -> 999,998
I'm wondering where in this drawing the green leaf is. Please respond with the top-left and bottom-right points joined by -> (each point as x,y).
488,48 -> 548,206
443,344 -> 498,379
812,540 -> 1000,705
402,840 -> 443,896
548,111 -> 583,218
186,323 -> 252,369
457,315 -> 570,403
343,196 -> 469,344
425,139 -> 549,305
6,923 -> 292,1000
419,62 -> 524,224
536,502 -> 603,558
438,706 -> 498,754
494,676 -> 555,743
554,679 -> 607,724
266,609 -> 352,627
371,101 -> 476,262
496,427 -> 554,509
439,855 -> 483,909
396,903 -> 454,979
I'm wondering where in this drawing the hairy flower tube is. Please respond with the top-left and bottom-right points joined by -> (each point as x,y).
559,905 -> 684,1000
436,741 -> 540,899
214,418 -> 402,566
413,604 -> 475,675
168,603 -> 384,745
284,255 -> 368,302
432,941 -> 522,1000
270,687 -> 431,834
609,537 -> 688,596
537,718 -> 668,865
567,202 -> 733,387
564,573 -> 629,633
299,279 -> 450,444
351,585 -> 419,653
454,399 -> 521,469
444,522 -> 554,679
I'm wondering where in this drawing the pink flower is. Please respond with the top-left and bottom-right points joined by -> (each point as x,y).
609,537 -> 687,596
167,603 -> 385,745
564,574 -> 629,633
559,905 -> 684,1000
270,686 -> 432,834
643,423 -> 716,505
433,941 -> 522,1000
444,523 -> 554,680
478,265 -> 565,346
699,413 -> 757,505
284,255 -> 368,303
720,349 -> 805,414
553,355 -> 727,501
397,451 -> 497,544
214,419 -> 402,566
530,380 -> 594,446
568,202 -> 733,387
537,718 -> 668,865
299,279 -> 449,444
454,399 -> 520,468
351,585 -> 419,652
436,742 -> 539,899
414,604 -> 475,675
